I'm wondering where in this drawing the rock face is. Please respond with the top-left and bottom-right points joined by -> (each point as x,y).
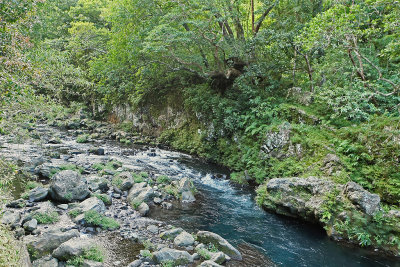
138,202 -> 149,216
49,170 -> 90,202
174,231 -> 195,247
127,182 -> 154,206
152,248 -> 194,265
52,237 -> 94,261
196,231 -> 242,260
24,229 -> 80,257
29,187 -> 49,202
23,219 -> 38,232
262,177 -> 337,221
344,182 -> 380,215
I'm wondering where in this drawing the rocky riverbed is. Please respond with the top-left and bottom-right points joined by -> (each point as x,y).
0,117 -> 243,267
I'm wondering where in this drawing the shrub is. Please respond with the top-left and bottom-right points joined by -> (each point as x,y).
68,209 -> 81,218
157,175 -> 170,184
66,246 -> 104,266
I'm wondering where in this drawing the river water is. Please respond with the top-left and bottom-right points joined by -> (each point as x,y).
2,127 -> 399,267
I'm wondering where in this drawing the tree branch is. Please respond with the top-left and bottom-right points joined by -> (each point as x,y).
254,0 -> 278,35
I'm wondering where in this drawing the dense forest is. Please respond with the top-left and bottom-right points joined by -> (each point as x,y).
1,0 -> 400,266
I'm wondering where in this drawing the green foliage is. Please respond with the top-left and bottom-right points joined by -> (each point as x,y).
0,225 -> 21,267
131,200 -> 143,210
76,134 -> 89,143
66,246 -> 104,266
84,210 -> 120,230
140,249 -> 152,259
197,249 -> 211,260
33,211 -> 60,224
157,175 -> 171,184
94,194 -> 112,206
68,209 -> 82,218
142,240 -> 155,251
161,260 -> 175,267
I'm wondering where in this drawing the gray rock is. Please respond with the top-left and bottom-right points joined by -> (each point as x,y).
127,182 -> 154,206
181,191 -> 196,203
87,176 -> 109,193
24,229 -> 80,257
138,202 -> 149,216
23,219 -> 38,232
152,248 -> 193,265
79,197 -> 106,214
1,210 -> 21,226
161,202 -> 173,210
147,225 -> 159,234
29,187 -> 49,202
52,237 -> 94,260
114,172 -> 133,191
199,260 -> 224,267
153,197 -> 162,205
127,260 -> 142,267
82,260 -> 103,267
197,231 -> 242,260
210,252 -> 226,264
174,231 -> 195,247
57,204 -> 69,210
344,182 -> 381,215
160,228 -> 184,240
32,256 -> 59,267
177,178 -> 194,193
49,170 -> 90,203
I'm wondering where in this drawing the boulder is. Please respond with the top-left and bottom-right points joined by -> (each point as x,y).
138,202 -> 149,216
87,176 -> 109,193
160,228 -> 184,240
32,256 -> 59,267
113,172 -> 133,191
127,182 -> 154,206
177,178 -> 194,193
52,237 -> 94,261
174,231 -> 195,247
210,252 -> 226,264
344,182 -> 381,215
29,187 -> 49,202
127,260 -> 142,267
24,229 -> 79,257
152,248 -> 193,265
23,219 -> 38,232
1,210 -> 21,226
197,231 -> 242,260
79,197 -> 106,214
49,170 -> 90,203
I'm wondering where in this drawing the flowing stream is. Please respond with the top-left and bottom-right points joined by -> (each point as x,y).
2,125 -> 399,267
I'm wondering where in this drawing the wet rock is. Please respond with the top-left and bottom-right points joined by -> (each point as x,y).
138,202 -> 150,216
29,187 -> 49,202
52,237 -> 93,261
127,182 -> 154,206
152,248 -> 194,265
181,191 -> 196,203
160,228 -> 183,240
14,227 -> 25,239
49,170 -> 90,203
24,229 -> 80,257
161,202 -> 173,210
1,210 -> 21,226
23,219 -> 38,232
344,182 -> 381,215
32,256 -> 59,267
174,231 -> 195,247
178,178 -> 194,193
79,197 -> 106,214
197,231 -> 242,260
